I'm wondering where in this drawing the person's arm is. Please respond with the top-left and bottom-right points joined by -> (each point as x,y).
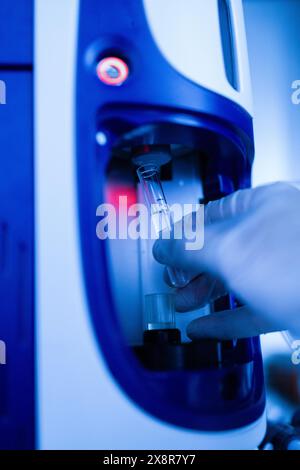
153,182 -> 300,339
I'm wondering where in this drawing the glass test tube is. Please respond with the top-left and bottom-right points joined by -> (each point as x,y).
144,293 -> 175,331
137,163 -> 190,288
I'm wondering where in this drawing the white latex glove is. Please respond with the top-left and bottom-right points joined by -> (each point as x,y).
153,182 -> 300,340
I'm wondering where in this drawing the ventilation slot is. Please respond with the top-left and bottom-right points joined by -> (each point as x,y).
218,0 -> 239,91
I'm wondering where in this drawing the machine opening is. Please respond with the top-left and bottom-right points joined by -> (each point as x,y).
94,131 -> 264,432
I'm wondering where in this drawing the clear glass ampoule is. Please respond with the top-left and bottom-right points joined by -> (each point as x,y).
144,293 -> 175,331
137,163 -> 190,288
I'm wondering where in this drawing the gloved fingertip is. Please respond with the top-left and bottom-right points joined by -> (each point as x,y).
186,315 -> 227,340
163,267 -> 172,287
152,240 -> 166,263
186,307 -> 272,341
174,300 -> 190,313
186,318 -> 202,339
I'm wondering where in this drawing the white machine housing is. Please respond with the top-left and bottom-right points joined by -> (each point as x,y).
35,0 -> 265,449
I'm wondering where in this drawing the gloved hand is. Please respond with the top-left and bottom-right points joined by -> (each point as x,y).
153,182 -> 300,340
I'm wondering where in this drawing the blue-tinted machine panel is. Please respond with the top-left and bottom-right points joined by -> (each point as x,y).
0,72 -> 34,449
0,0 -> 33,65
0,0 -> 34,449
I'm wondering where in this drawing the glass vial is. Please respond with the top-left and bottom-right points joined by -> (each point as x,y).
137,163 -> 190,288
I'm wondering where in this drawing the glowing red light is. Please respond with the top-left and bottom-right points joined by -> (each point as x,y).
96,57 -> 129,86
106,185 -> 137,210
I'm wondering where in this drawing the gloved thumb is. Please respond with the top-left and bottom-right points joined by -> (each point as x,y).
174,273 -> 227,312
187,306 -> 285,340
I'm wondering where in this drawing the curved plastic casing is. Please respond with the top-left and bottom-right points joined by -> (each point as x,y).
75,0 -> 266,439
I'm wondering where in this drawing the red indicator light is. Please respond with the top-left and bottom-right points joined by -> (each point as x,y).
106,184 -> 137,209
96,57 -> 129,86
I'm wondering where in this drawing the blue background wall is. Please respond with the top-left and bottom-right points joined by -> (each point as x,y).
243,0 -> 300,357
244,0 -> 300,185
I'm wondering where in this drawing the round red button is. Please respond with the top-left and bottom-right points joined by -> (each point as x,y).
96,57 -> 129,86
